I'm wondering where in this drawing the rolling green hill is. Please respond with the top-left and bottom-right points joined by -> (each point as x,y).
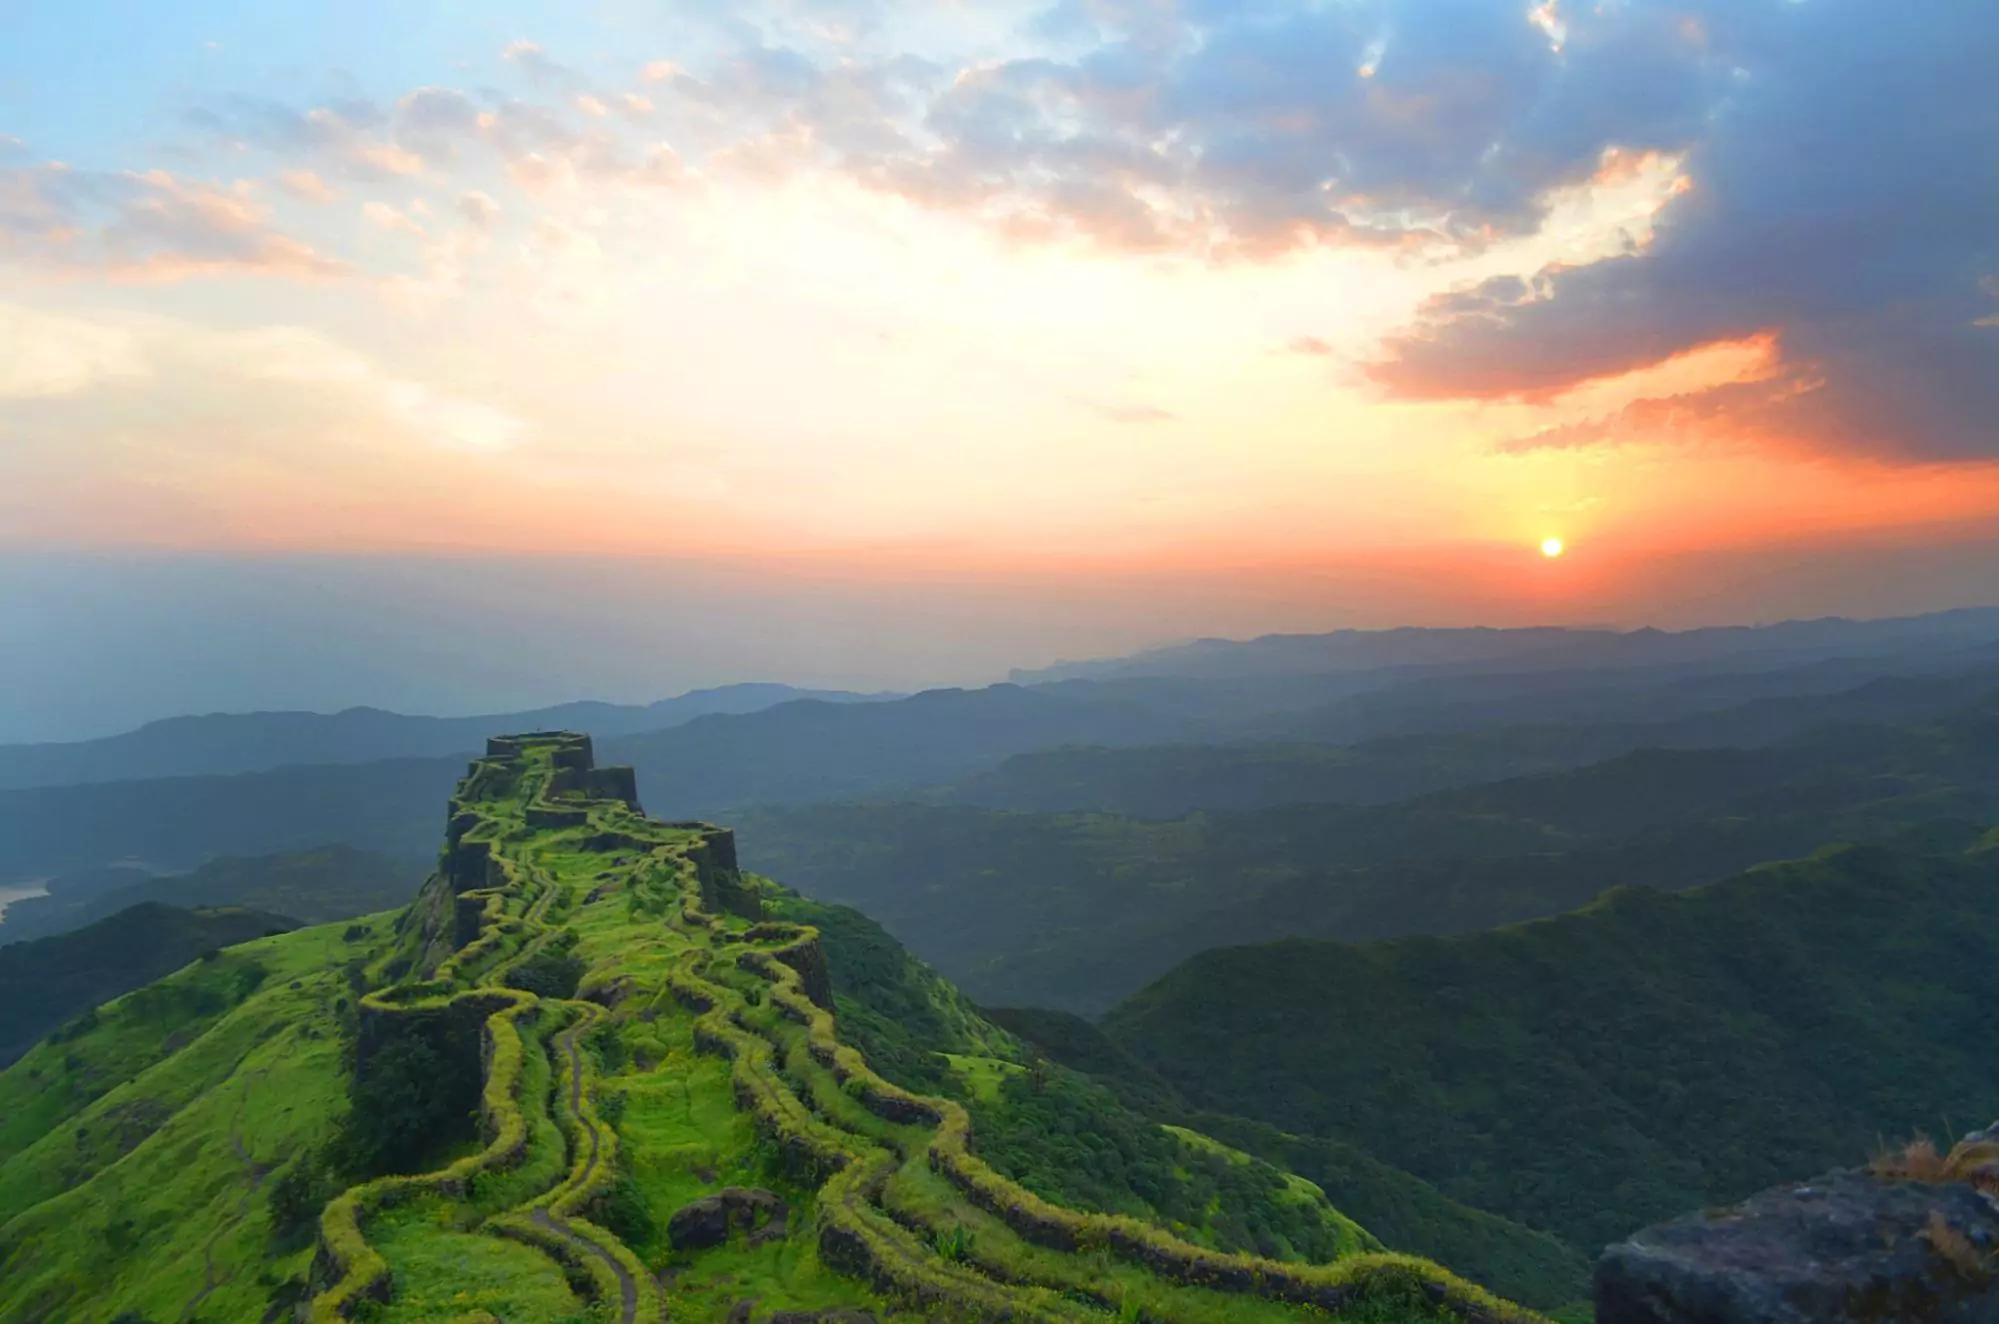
0,732 -> 1539,1324
0,901 -> 297,1067
1101,837 -> 1999,1254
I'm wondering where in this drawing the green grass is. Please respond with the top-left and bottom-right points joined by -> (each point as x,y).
370,1200 -> 590,1323
0,920 -> 369,1323
612,1045 -> 768,1252
1162,1125 -> 1378,1259
942,1052 -> 1023,1102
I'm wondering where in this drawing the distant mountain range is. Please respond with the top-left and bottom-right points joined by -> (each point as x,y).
0,845 -> 425,946
1010,608 -> 1999,683
9,611 -> 1999,903
0,682 -> 894,789
14,609 -> 1999,798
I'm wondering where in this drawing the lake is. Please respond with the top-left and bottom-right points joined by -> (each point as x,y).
0,882 -> 49,922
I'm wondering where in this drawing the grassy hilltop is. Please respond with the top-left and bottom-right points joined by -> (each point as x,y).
0,731 -> 1545,1324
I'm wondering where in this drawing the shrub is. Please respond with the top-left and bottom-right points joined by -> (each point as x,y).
501,945 -> 585,1000
331,1032 -> 475,1177
51,1008 -> 100,1043
587,1019 -> 627,1072
597,1170 -> 654,1246
1872,1133 -> 1999,1195
268,1148 -> 339,1249
933,1224 -> 975,1263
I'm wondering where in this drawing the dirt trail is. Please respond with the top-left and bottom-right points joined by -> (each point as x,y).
532,1027 -> 638,1324
563,1031 -> 602,1178
530,1207 -> 640,1324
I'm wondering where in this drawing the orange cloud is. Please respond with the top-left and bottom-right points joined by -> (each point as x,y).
350,141 -> 424,176
100,172 -> 350,281
277,169 -> 335,202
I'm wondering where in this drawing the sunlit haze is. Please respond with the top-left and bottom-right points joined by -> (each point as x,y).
4,1 -> 1997,739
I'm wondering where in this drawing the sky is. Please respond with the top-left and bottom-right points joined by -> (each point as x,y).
2,0 -> 1997,740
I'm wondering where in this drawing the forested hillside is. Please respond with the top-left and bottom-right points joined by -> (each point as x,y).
0,902 -> 296,1066
736,695 -> 1999,1010
1101,838 -> 1999,1252
938,667 -> 1999,818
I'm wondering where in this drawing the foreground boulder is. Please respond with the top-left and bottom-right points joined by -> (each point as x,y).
1597,1166 -> 1999,1323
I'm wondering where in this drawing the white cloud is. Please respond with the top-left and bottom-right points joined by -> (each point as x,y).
0,304 -> 151,398
0,310 -> 530,456
376,381 -> 529,453
362,200 -> 425,236
221,325 -> 531,452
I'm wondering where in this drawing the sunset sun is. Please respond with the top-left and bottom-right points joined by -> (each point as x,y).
1541,537 -> 1566,558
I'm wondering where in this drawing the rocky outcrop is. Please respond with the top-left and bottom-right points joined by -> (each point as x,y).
666,1187 -> 790,1250
690,827 -> 760,920
444,834 -> 498,896
1597,1165 -> 1999,1323
744,923 -> 836,1010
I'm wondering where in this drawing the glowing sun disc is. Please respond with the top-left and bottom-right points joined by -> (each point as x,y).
1541,537 -> 1565,558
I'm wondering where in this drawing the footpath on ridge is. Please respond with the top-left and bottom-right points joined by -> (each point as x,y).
306,731 -> 1540,1324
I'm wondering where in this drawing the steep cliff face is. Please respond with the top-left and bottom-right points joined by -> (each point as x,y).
688,825 -> 760,920
1597,1141 -> 1999,1323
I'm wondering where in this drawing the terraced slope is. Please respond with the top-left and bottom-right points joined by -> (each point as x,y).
324,732 -> 1550,1323
1,731 -> 1545,1323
